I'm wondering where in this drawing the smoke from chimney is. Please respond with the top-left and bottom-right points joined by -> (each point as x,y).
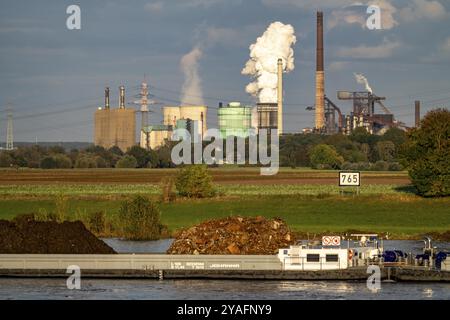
354,73 -> 373,93
242,21 -> 296,103
180,47 -> 204,106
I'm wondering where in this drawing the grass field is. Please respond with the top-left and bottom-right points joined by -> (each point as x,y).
0,168 -> 448,239
0,195 -> 448,238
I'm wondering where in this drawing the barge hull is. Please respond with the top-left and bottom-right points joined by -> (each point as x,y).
0,254 -> 449,281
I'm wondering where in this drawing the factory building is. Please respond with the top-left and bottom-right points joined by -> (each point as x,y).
163,105 -> 207,138
162,105 -> 208,136
94,86 -> 136,152
140,125 -> 172,150
218,102 -> 252,138
140,105 -> 208,150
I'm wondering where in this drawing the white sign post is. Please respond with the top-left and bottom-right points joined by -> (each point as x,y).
339,171 -> 361,195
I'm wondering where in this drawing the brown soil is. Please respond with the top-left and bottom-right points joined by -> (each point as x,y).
167,216 -> 297,255
0,169 -> 410,185
0,217 -> 116,254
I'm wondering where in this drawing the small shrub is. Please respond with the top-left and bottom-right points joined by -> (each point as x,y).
388,162 -> 403,171
118,195 -> 163,240
116,155 -> 138,168
175,165 -> 216,198
88,211 -> 106,235
160,177 -> 176,203
372,160 -> 389,171
34,208 -> 50,221
356,162 -> 371,171
341,162 -> 353,170
309,144 -> 344,170
40,157 -> 58,169
53,154 -> 72,168
54,194 -> 69,223
75,154 -> 97,168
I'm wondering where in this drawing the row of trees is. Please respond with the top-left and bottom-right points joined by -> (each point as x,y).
0,127 -> 408,171
0,144 -> 175,169
280,127 -> 407,170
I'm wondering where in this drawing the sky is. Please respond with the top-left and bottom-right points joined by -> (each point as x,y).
0,0 -> 449,142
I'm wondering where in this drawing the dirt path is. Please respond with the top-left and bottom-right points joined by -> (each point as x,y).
0,169 -> 410,185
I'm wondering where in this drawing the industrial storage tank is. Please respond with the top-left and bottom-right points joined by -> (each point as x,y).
218,102 -> 252,138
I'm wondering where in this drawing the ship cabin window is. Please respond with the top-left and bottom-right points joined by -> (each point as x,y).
283,250 -> 288,255
326,254 -> 339,262
306,254 -> 320,262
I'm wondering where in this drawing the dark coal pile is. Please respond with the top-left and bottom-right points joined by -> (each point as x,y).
0,218 -> 116,254
167,216 -> 297,255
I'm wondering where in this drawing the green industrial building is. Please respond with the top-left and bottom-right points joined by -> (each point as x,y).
218,102 -> 253,138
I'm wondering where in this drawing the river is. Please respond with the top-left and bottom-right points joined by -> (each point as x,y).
0,239 -> 449,300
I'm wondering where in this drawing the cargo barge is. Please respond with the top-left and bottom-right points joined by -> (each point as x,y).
1,235 -> 448,282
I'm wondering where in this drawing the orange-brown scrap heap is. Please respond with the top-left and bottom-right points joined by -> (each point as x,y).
167,216 -> 296,255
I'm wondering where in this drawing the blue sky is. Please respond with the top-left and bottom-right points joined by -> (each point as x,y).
0,0 -> 449,142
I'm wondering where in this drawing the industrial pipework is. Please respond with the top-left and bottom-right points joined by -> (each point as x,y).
104,87 -> 110,109
119,85 -> 125,109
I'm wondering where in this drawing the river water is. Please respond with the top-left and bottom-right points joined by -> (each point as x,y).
0,239 -> 449,300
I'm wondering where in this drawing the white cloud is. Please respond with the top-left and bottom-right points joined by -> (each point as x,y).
327,0 -> 398,30
261,0 -> 356,9
328,7 -> 366,30
372,0 -> 398,29
144,2 -> 164,12
336,38 -> 401,59
264,0 -> 447,30
399,0 -> 447,22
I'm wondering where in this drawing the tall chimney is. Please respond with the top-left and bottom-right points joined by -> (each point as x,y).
277,58 -> 283,135
415,100 -> 421,128
104,87 -> 110,109
119,85 -> 125,109
315,11 -> 325,130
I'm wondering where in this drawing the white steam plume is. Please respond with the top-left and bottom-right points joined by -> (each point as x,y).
180,47 -> 204,105
242,22 -> 296,103
354,72 -> 373,93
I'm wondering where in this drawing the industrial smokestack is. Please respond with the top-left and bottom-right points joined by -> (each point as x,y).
105,87 -> 110,109
119,85 -> 125,109
415,100 -> 421,128
315,11 -> 325,130
277,58 -> 283,135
